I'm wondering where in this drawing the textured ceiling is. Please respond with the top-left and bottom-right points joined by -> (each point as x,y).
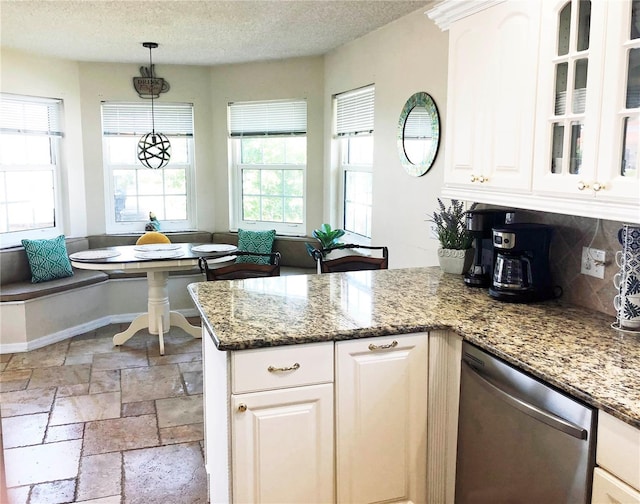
0,0 -> 430,66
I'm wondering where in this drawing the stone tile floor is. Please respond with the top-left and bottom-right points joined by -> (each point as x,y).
0,322 -> 208,503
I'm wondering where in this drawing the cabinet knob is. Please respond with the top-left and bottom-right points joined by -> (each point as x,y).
470,174 -> 478,183
577,181 -> 589,191
478,175 -> 488,183
238,403 -> 247,413
592,182 -> 605,192
368,340 -> 398,351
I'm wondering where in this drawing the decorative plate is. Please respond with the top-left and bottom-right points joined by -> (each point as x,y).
191,244 -> 237,253
134,250 -> 185,259
133,244 -> 182,251
69,250 -> 121,260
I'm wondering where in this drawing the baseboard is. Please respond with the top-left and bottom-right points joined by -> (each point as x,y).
0,308 -> 200,354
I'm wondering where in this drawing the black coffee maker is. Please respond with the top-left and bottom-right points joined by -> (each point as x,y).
489,223 -> 555,303
464,209 -> 514,288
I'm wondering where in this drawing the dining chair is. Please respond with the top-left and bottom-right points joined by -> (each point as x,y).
312,244 -> 389,273
199,251 -> 281,280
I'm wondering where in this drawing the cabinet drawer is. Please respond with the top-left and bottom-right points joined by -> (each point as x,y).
597,411 -> 640,491
231,342 -> 334,394
592,468 -> 640,504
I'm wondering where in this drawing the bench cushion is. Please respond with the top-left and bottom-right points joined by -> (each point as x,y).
0,269 -> 108,302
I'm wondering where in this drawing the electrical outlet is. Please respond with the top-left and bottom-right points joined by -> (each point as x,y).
429,223 -> 439,240
581,247 -> 606,279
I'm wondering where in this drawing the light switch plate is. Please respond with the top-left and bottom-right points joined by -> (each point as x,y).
581,247 -> 606,279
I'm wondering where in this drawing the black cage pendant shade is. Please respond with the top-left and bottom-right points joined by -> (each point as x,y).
137,42 -> 171,169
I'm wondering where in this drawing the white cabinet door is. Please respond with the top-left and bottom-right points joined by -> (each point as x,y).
335,333 -> 428,504
444,1 -> 541,196
231,384 -> 334,504
592,468 -> 640,504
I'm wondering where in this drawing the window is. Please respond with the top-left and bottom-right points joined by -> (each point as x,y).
0,93 -> 63,246
102,102 -> 195,233
229,100 -> 307,235
335,86 -> 374,238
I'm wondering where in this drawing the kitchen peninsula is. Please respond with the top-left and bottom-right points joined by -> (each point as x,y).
188,267 -> 640,503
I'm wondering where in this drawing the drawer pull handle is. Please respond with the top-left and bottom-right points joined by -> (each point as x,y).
267,362 -> 300,373
238,403 -> 247,413
368,340 -> 398,351
577,181 -> 589,191
592,181 -> 604,192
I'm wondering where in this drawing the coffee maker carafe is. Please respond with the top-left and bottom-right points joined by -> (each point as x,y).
464,209 -> 514,287
489,223 -> 555,303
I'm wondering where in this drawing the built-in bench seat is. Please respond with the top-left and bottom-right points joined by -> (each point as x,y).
0,231 -> 317,353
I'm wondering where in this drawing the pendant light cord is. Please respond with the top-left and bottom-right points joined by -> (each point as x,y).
148,45 -> 156,136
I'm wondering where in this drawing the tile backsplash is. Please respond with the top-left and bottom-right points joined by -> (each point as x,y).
513,209 -> 624,317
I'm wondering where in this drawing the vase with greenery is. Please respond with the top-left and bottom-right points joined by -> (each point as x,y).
429,198 -> 476,274
305,223 -> 345,257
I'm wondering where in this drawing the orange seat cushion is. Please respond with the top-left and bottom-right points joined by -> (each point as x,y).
135,232 -> 171,245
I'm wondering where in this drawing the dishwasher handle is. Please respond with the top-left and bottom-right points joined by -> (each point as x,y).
463,360 -> 588,440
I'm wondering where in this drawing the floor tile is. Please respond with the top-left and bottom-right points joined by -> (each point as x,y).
122,443 -> 207,504
182,370 -> 203,395
49,391 -> 121,426
148,351 -> 202,367
45,422 -> 85,443
121,400 -> 155,418
5,439 -> 82,487
2,413 -> 48,448
6,485 -> 29,504
91,350 -> 149,372
5,340 -> 69,370
28,364 -> 91,389
160,423 -> 205,445
77,452 -> 122,502
89,370 -> 121,394
30,478 -> 76,504
0,369 -> 31,392
0,387 -> 55,417
83,415 -> 159,456
120,365 -> 184,403
156,395 -> 203,428
76,496 -> 122,504
57,383 -> 91,397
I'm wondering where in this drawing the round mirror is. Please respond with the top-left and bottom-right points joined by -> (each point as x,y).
397,92 -> 440,177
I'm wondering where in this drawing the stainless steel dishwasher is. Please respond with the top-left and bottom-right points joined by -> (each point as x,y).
455,342 -> 596,504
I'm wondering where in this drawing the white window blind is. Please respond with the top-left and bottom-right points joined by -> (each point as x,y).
335,85 -> 375,136
229,100 -> 307,137
102,102 -> 194,137
0,93 -> 62,136
403,107 -> 433,139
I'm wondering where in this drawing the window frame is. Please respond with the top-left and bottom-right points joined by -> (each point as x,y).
334,85 -> 375,241
101,102 -> 196,234
228,99 -> 307,236
0,93 -> 64,248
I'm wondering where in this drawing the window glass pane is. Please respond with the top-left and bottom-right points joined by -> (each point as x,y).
284,170 -> 303,197
569,121 -> 583,174
284,197 -> 303,223
627,48 -> 640,109
137,196 -> 165,219
243,196 -> 260,221
3,171 -> 55,231
285,137 -> 306,164
577,0 -> 591,51
106,137 -> 138,164
573,59 -> 588,114
622,115 -> 639,177
0,135 -> 52,165
632,0 -> 640,39
344,171 -> 372,236
261,170 -> 283,196
137,169 -> 163,196
164,195 -> 187,220
241,137 -> 307,165
344,136 -> 373,165
169,138 -> 189,164
551,123 -> 565,174
164,169 -> 186,195
555,63 -> 568,115
262,197 -> 283,222
242,169 -> 261,195
558,2 -> 572,56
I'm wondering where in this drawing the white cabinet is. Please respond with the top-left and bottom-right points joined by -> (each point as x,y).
335,333 -> 428,504
592,410 -> 640,504
441,0 -> 541,201
533,0 -> 640,219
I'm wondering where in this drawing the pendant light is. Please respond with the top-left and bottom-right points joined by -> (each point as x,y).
137,42 -> 171,169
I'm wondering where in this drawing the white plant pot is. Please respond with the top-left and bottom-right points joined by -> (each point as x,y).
437,248 -> 474,275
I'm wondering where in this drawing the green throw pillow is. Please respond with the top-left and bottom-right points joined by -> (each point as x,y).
236,229 -> 276,265
21,235 -> 74,283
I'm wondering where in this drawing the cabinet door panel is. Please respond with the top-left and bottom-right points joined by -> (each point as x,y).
232,384 -> 334,504
592,468 -> 640,504
336,334 -> 428,504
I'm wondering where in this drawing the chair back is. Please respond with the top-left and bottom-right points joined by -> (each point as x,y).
136,232 -> 171,245
199,251 -> 281,280
313,244 -> 388,273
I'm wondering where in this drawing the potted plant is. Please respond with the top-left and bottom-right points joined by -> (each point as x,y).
429,198 -> 476,274
305,223 -> 345,257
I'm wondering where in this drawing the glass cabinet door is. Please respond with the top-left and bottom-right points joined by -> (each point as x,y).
549,0 -> 591,178
620,1 -> 640,181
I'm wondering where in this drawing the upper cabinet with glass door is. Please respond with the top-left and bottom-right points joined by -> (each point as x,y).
534,0 -> 640,220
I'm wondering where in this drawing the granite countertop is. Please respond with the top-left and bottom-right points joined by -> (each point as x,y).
188,267 -> 640,429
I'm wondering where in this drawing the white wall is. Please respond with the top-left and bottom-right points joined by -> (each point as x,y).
0,48 -> 87,240
324,8 -> 449,268
78,62 -> 214,235
208,56 -> 325,235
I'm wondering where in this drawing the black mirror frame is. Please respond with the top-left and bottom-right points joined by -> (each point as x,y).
397,91 -> 441,177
